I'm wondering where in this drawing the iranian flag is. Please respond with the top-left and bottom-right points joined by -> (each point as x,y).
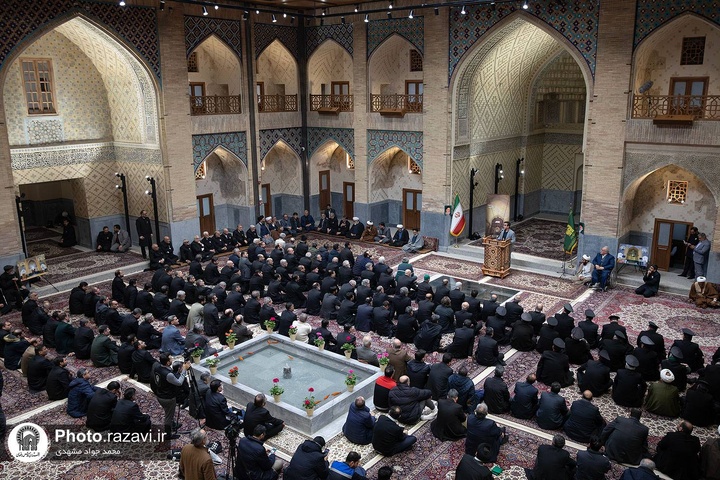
450,193 -> 465,237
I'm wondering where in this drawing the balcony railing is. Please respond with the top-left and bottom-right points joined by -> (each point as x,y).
309,94 -> 354,112
631,94 -> 720,120
257,94 -> 298,112
189,95 -> 241,115
370,94 -> 423,114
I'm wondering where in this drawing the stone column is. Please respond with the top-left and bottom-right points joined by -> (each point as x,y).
0,96 -> 23,265
351,20 -> 370,222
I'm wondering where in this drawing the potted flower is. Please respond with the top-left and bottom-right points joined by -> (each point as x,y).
378,352 -> 390,368
228,366 -> 239,385
265,318 -> 276,335
303,387 -> 320,416
226,331 -> 237,349
288,326 -> 298,341
314,333 -> 325,351
191,344 -> 204,364
205,353 -> 220,374
345,369 -> 357,392
269,378 -> 284,403
341,342 -> 355,359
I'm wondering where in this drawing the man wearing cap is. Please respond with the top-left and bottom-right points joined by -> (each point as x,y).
510,313 -> 536,352
600,314 -> 626,341
486,306 -> 510,345
672,328 -> 704,372
612,355 -> 647,408
535,317 -> 560,354
599,331 -> 632,372
578,310 -> 599,349
644,369 -> 681,417
391,224 -> 409,247
555,303 -> 576,340
347,217 -> 364,239
402,228 -> 424,253
689,276 -> 719,308
662,346 -> 690,392
633,336 -> 661,381
537,338 -> 574,387
565,328 -> 591,365
577,352 -> 613,397
635,264 -> 661,298
575,254 -> 594,284
360,221 -> 376,242
637,322 -> 666,360
589,246 -> 615,291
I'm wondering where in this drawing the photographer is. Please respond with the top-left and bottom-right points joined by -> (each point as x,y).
205,379 -> 244,430
152,353 -> 190,439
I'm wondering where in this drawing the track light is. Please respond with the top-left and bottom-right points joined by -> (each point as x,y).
387,11 -> 392,18
364,14 -> 369,22
214,4 -> 219,10
283,12 -> 287,18
243,10 -> 248,20
354,4 -> 359,12
434,7 -> 439,15
461,5 -> 466,15
388,1 -> 393,9
255,9 -> 260,14
408,9 -> 413,18
322,8 -> 326,15
202,6 -> 208,15
119,0 -> 125,5
523,0 -> 529,9
272,14 -> 277,22
341,16 -> 345,24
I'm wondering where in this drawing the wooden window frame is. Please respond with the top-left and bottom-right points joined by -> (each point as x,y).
669,77 -> 709,97
409,49 -> 423,72
680,37 -> 705,66
21,58 -> 57,115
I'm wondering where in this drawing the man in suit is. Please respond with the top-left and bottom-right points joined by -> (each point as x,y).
564,391 -> 605,443
578,309 -> 599,349
575,437 -> 611,480
589,246 -> 615,291
536,382 -> 569,430
690,232 -> 711,277
511,374 -> 539,419
600,408 -> 650,465
391,224 -> 409,247
90,325 -> 118,367
431,389 -> 467,441
510,313 -> 536,352
530,435 -> 576,480
243,393 -> 284,440
635,264 -> 661,298
111,224 -> 131,253
427,353 -> 454,401
612,355 -> 647,408
447,319 -> 476,359
372,406 -> 417,456
653,420 -> 702,480
110,387 -> 151,433
680,226 -> 700,278
537,338 -> 574,387
136,210 -> 153,259
672,328 -> 704,372
555,303 -> 575,340
637,321 -> 666,360
496,221 -> 516,243
465,403 -> 507,463
483,366 -> 511,414
475,327 -> 504,366
455,444 -> 495,480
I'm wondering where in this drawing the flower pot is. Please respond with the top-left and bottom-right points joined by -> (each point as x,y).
289,333 -> 297,341
317,344 -> 325,352
344,351 -> 352,359
305,408 -> 314,417
230,376 -> 238,385
209,366 -> 217,375
379,363 -> 389,371
346,384 -> 354,392
227,341 -> 235,349
273,394 -> 282,403
192,356 -> 201,364
266,328 -> 274,335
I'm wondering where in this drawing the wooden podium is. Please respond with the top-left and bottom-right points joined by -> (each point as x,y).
481,237 -> 512,278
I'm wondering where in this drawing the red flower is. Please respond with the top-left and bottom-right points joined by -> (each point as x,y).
213,353 -> 218,357
308,387 -> 314,392
304,400 -> 310,405
273,378 -> 279,383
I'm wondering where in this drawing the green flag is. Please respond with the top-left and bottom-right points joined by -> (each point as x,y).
564,209 -> 577,254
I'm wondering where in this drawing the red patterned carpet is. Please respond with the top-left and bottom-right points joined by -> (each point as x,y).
411,254 -> 485,281
38,251 -> 146,284
470,218 -> 568,260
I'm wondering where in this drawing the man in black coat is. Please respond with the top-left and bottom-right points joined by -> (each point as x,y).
530,435 -> 577,480
661,346 -> 690,392
486,306 -> 509,345
372,407 -> 417,456
243,393 -> 284,440
671,328 -> 704,372
479,294 -> 499,322
131,339 -> 157,383
431,389 -> 467,441
554,303 -> 576,340
633,336 -> 661,381
563,391 -> 605,443
110,387 -> 151,433
151,286 -> 170,320
168,291 -> 189,326
536,317 -> 560,353
537,338 -> 574,387
27,344 -> 54,392
372,301 -> 394,337
202,295 -> 220,336
447,319 -> 476,359
577,351 -> 613,397
86,381 -> 120,432
565,327 -> 591,365
448,282 -> 466,313
337,292 -> 357,326
510,313 -> 535,351
600,408 -> 650,465
637,321 -> 666,360
427,353 -> 454,401
136,210 -> 153,259
46,356 -> 72,400
575,437 -> 611,480
653,420 -> 701,480
42,312 -> 60,349
612,355 -> 647,408
483,367 -> 510,414
511,374 -> 539,419
73,320 -> 95,359
406,350 -> 431,389
577,309 -> 599,349
600,314 -> 626,340
413,315 -> 443,353
136,314 -> 162,350
388,376 -> 434,424
455,444 -> 494,480
111,270 -> 126,304
475,328 -> 504,366
599,331 -> 632,372
396,307 -> 420,344
135,284 -> 154,315
536,382 -> 570,430
416,293 -> 436,323
465,403 -> 507,463
504,296 -> 523,326
69,282 -> 88,315
204,380 -> 241,430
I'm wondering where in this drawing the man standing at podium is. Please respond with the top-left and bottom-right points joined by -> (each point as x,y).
497,222 -> 516,243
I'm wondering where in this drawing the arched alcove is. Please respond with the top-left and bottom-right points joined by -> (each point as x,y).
195,146 -> 251,231
309,140 -> 355,218
260,141 -> 303,218
369,147 -> 422,229
368,34 -> 423,98
257,39 -> 299,96
307,40 -> 353,95
188,34 -> 243,114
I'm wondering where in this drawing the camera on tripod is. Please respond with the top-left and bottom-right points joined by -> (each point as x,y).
224,415 -> 244,442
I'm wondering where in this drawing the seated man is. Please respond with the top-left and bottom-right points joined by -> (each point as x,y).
689,276 -> 719,308
86,381 -> 120,432
644,369 -> 681,417
110,224 -> 132,253
388,375 -> 435,424
530,435 -> 577,480
67,368 -> 97,418
574,254 -> 593,284
465,403 -> 507,463
90,325 -> 118,367
635,264 -> 661,298
110,387 -> 151,433
373,366 -> 396,413
204,380 -> 243,430
372,406 -> 417,456
402,228 -> 424,254
236,424 -> 283,480
536,382 -> 569,430
342,396 -> 376,445
589,246 -> 615,291
600,408 -> 650,465
96,226 -> 113,252
456,444 -> 495,480
243,393 -> 284,440
329,452 -> 368,480
430,389 -> 467,441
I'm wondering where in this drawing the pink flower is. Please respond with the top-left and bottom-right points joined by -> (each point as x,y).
308,387 -> 314,393
348,369 -> 353,374
273,378 -> 279,383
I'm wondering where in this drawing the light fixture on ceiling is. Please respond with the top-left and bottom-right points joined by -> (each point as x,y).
354,4 -> 359,12
388,1 -> 393,9
272,14 -> 277,22
119,0 -> 126,5
242,10 -> 248,20
523,0 -> 529,9
408,9 -> 414,18
322,8 -> 326,15
159,0 -> 164,11
214,4 -> 219,10
290,16 -> 295,24
434,7 -> 439,15
283,12 -> 287,18
387,11 -> 392,18
202,6 -> 208,15
364,14 -> 369,22
255,9 -> 260,14
461,5 -> 466,14
341,16 -> 345,24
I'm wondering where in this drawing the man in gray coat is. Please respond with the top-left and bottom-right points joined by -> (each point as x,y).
111,224 -> 132,253
691,232 -> 711,277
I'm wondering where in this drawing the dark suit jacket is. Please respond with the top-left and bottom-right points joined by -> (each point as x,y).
455,455 -> 493,480
601,416 -> 649,465
533,444 -> 577,480
372,415 -> 407,455
243,402 -> 282,438
483,376 -> 510,414
653,430 -> 701,480
564,399 -> 605,443
536,391 -> 569,430
511,381 -> 539,419
427,362 -> 453,401
430,398 -> 467,441
447,326 -> 475,358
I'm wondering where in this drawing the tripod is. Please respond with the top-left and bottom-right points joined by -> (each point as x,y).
174,366 -> 205,436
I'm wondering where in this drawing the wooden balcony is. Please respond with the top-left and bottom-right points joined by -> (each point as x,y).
370,94 -> 423,117
257,94 -> 298,112
309,94 -> 354,114
189,95 -> 241,115
632,94 -> 720,124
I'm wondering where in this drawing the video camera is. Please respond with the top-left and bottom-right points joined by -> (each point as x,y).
224,414 -> 244,442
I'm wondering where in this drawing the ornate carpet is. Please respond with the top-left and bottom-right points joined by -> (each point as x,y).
486,270 -> 588,299
470,219 -> 568,261
27,241 -> 83,259
411,254 -> 485,281
25,227 -> 63,242
38,251 -> 146,284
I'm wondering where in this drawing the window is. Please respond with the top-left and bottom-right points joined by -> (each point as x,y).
408,158 -> 421,175
187,52 -> 199,72
680,37 -> 705,65
189,82 -> 205,114
21,58 -> 56,114
195,161 -> 207,180
669,77 -> 708,116
409,49 -> 423,72
405,81 -> 423,112
666,180 -> 688,204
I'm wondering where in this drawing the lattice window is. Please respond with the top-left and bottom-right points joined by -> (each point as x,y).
409,49 -> 423,72
188,52 -> 199,72
408,158 -> 421,175
21,58 -> 56,114
195,161 -> 206,180
346,153 -> 354,170
667,180 -> 688,204
681,37 -> 705,65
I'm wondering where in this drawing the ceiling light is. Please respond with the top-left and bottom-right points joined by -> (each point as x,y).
364,14 -> 369,22
202,6 -> 208,15
388,1 -> 393,9
341,16 -> 345,24
243,10 -> 248,20
119,0 -> 125,5
322,8 -> 326,15
255,9 -> 260,14
523,1 -> 529,9
159,0 -> 164,11
461,5 -> 466,14
409,10 -> 413,18
387,11 -> 392,18
214,4 -> 219,10
272,14 -> 277,22
434,7 -> 439,15
283,12 -> 287,18
354,4 -> 359,12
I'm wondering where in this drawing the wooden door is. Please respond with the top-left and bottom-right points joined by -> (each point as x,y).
403,189 -> 422,230
319,170 -> 330,213
343,182 -> 355,219
669,77 -> 707,116
197,194 -> 215,234
261,184 -> 272,218
189,82 -> 205,114
331,81 -> 350,108
651,219 -> 694,271
256,82 -> 264,111
405,80 -> 424,112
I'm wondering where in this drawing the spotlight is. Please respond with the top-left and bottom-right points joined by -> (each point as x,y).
159,0 -> 165,11
243,10 -> 248,20
145,190 -> 151,196
115,185 -> 121,189
389,1 -> 393,9
272,14 -> 277,22
145,175 -> 152,181
119,0 -> 125,5
341,16 -> 345,24
290,16 -> 295,24
364,14 -> 369,22
322,8 -> 326,15
255,9 -> 260,14
283,12 -> 287,18
115,172 -> 121,177
214,4 -> 219,10
523,0 -> 529,9
408,9 -> 413,18
354,4 -> 359,12
434,7 -> 439,15
387,11 -> 392,18
202,6 -> 208,15
461,5 -> 466,15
